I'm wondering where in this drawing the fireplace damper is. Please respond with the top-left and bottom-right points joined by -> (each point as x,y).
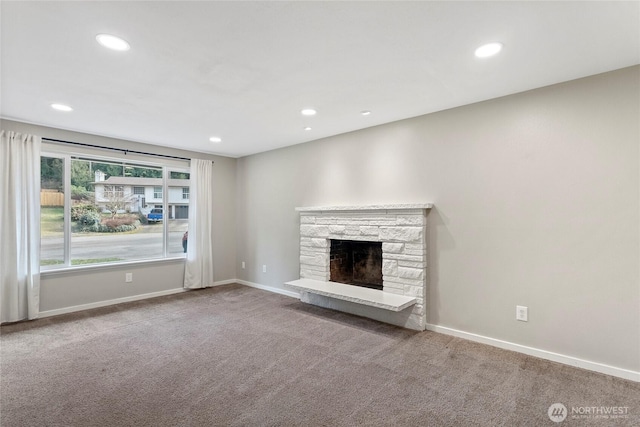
330,240 -> 383,290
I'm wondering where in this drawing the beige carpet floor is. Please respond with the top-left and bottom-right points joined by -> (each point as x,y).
1,283 -> 639,426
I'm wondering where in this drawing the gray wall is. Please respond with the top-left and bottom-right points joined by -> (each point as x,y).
1,119 -> 237,311
236,66 -> 640,371
3,66 -> 638,373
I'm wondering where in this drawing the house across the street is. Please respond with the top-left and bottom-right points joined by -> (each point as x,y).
93,170 -> 189,219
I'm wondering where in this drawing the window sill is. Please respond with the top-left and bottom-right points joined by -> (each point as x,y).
41,255 -> 186,277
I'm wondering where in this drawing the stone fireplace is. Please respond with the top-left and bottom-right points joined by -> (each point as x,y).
286,204 -> 432,330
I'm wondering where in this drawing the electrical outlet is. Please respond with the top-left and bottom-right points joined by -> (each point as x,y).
516,305 -> 528,322
262,265 -> 267,273
125,273 -> 133,283
242,261 -> 245,269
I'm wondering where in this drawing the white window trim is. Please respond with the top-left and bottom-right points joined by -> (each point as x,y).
40,148 -> 190,272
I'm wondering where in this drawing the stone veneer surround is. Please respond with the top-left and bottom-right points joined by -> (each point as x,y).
296,204 -> 432,330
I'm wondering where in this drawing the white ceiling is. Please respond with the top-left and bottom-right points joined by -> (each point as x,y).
1,1 -> 639,158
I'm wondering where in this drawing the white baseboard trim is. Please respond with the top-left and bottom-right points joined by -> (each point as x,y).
236,279 -> 300,299
243,281 -> 639,382
37,278 -> 638,383
212,279 -> 238,287
425,323 -> 640,383
38,279 -> 236,319
39,288 -> 187,318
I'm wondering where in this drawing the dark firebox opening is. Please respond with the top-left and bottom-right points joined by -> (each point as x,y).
330,240 -> 383,290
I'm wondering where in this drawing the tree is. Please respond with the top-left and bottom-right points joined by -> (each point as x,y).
170,171 -> 190,179
70,160 -> 93,190
93,162 -> 124,179
102,187 -> 135,219
41,157 -> 63,190
126,166 -> 162,178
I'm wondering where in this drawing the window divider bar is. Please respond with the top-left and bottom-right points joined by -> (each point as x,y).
162,167 -> 168,258
63,154 -> 72,266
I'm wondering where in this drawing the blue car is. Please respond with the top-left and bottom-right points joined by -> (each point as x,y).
147,208 -> 163,223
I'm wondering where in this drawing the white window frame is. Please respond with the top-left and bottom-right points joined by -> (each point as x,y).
40,150 -> 189,271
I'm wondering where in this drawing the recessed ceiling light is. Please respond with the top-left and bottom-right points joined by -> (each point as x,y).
209,136 -> 222,143
96,34 -> 130,51
51,103 -> 73,112
361,110 -> 371,116
304,127 -> 312,131
301,108 -> 317,116
475,42 -> 503,58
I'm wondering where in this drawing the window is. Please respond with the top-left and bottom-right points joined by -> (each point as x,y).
40,156 -> 65,266
103,185 -> 124,198
168,171 -> 191,255
40,151 -> 190,269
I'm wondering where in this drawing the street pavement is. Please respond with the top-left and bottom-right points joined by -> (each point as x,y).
41,222 -> 188,263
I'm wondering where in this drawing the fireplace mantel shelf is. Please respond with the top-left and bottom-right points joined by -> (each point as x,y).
285,279 -> 417,312
295,204 -> 433,212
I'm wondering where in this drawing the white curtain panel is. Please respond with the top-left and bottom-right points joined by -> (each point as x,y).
0,131 -> 41,322
184,158 -> 215,289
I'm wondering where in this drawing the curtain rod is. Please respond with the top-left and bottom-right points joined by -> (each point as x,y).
42,137 -> 211,163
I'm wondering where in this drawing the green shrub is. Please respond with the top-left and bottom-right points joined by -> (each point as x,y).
77,211 -> 139,233
71,185 -> 93,201
71,204 -> 100,221
138,213 -> 148,225
78,211 -> 101,229
86,224 -> 137,233
113,224 -> 137,232
103,217 -> 137,229
85,223 -> 137,233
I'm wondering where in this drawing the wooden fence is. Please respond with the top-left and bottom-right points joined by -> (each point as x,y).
41,190 -> 64,207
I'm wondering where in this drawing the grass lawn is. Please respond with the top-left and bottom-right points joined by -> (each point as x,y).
40,206 -> 64,236
39,207 -> 161,267
41,207 -> 143,236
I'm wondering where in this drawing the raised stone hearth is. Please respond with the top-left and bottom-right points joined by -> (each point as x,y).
287,204 -> 432,330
